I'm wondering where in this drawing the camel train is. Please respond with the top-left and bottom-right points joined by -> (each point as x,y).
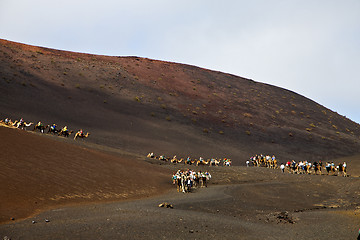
147,153 -> 231,167
0,118 -> 34,130
249,154 -> 348,177
1,118 -> 90,141
283,160 -> 347,177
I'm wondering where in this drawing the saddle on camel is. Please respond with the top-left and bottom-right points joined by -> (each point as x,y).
33,121 -> 49,133
74,129 -> 90,140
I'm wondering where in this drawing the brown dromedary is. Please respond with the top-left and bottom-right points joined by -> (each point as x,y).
74,130 -> 90,140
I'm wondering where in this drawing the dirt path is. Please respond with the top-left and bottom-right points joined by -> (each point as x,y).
1,178 -> 359,239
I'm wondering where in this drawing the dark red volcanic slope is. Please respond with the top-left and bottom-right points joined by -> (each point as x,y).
0,126 -> 171,224
0,39 -> 360,162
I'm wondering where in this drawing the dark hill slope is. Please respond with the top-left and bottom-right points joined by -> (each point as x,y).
0,39 -> 359,163
0,125 -> 171,224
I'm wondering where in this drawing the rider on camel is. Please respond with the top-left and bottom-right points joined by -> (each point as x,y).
77,129 -> 84,137
50,123 -> 57,131
62,126 -> 68,133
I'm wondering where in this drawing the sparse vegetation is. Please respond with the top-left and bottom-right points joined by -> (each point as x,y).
243,113 -> 253,118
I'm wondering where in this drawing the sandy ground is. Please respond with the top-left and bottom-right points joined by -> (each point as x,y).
1,154 -> 360,239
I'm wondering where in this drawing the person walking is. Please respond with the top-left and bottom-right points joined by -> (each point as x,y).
280,163 -> 285,173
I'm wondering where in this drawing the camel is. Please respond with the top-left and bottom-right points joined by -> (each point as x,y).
304,164 -> 312,174
223,158 -> 231,166
313,164 -> 322,175
337,164 -> 346,177
158,155 -> 168,161
170,155 -> 178,163
16,121 -> 33,130
59,130 -> 73,137
271,159 -> 278,169
340,163 -> 347,177
175,175 -> 187,193
33,122 -> 49,133
196,158 -> 209,166
325,163 -> 337,175
48,125 -> 59,134
252,159 -> 259,167
289,162 -> 298,174
0,119 -> 17,128
210,158 -> 221,166
1,118 -> 12,126
177,158 -> 184,164
73,130 -> 90,140
147,152 -> 155,158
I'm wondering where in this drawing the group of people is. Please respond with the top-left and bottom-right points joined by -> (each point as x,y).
172,169 -> 212,193
147,153 -> 232,166
246,153 -> 348,177
1,117 -> 89,140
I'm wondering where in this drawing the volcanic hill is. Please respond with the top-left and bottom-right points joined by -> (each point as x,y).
1,39 -> 360,163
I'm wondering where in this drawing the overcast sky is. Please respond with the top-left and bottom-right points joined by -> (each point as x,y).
1,0 -> 359,123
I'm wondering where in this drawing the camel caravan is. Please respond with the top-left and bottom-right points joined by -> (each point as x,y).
147,152 -> 232,167
1,117 -> 90,141
249,154 -> 278,168
248,154 -> 348,177
0,117 -> 34,130
172,169 -> 212,193
282,160 -> 348,177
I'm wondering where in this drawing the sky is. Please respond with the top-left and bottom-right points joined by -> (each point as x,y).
1,0 -> 359,123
